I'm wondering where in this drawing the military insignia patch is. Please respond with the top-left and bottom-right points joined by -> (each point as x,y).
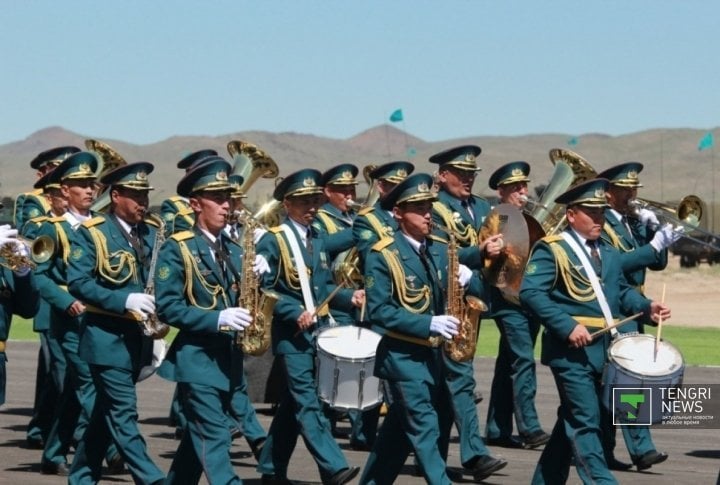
163,212 -> 174,221
384,227 -> 394,237
157,266 -> 171,281
71,247 -> 83,261
29,208 -> 40,218
525,262 -> 537,275
365,276 -> 375,288
360,229 -> 373,240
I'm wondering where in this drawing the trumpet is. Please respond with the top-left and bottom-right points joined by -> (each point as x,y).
0,235 -> 55,271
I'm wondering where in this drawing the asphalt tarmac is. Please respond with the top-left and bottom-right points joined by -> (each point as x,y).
1,341 -> 718,484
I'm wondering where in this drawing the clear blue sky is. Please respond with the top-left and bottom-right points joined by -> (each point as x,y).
2,1 -> 717,145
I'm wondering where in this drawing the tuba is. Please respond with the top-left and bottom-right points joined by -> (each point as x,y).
235,212 -> 279,355
227,140 -> 279,194
444,233 -> 487,362
85,139 -> 128,213
528,148 -> 597,235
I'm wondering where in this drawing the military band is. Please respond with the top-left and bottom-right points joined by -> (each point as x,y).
1,139 -> 689,485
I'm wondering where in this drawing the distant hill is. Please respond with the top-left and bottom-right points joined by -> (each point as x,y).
1,125 -> 718,229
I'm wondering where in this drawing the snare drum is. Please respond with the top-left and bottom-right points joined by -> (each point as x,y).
316,325 -> 383,410
603,333 -> 684,424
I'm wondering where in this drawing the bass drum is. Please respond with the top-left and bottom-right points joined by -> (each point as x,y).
603,333 -> 684,424
316,325 -> 383,411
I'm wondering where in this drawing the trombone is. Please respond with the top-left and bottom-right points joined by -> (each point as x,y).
629,195 -> 720,250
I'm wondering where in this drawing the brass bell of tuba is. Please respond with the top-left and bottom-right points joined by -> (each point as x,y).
227,140 -> 279,195
528,148 -> 597,236
85,139 -> 128,213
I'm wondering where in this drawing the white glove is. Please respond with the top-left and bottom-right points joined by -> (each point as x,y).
430,315 -> 460,339
253,254 -> 270,276
253,228 -> 267,244
218,307 -> 253,331
649,223 -> 682,252
636,208 -> 659,228
125,293 -> 156,318
457,264 -> 472,287
0,224 -> 19,247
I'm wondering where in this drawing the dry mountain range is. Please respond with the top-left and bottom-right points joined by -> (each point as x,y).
1,125 -> 718,228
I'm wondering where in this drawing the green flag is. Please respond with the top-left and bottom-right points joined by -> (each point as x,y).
389,109 -> 403,123
567,137 -> 578,147
698,132 -> 714,151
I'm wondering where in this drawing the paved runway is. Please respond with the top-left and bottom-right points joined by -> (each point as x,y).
1,341 -> 718,484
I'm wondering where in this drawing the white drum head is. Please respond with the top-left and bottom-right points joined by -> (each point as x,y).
317,326 -> 381,360
609,334 -> 683,377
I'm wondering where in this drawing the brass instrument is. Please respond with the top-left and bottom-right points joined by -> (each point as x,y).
444,233 -> 487,362
235,212 -> 279,356
362,163 -> 380,206
227,140 -> 279,194
140,213 -> 170,339
85,139 -> 128,213
629,195 -> 720,250
253,195 -> 285,228
0,235 -> 55,271
529,148 -> 597,235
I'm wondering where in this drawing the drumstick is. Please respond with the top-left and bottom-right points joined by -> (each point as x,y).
293,282 -> 347,337
590,312 -> 644,340
654,284 -> 666,362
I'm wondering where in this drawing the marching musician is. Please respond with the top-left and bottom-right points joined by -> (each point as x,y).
0,223 -> 40,406
255,169 -> 362,485
352,161 -> 414,266
313,163 -> 378,450
484,162 -> 550,449
160,148 -> 219,237
155,157 -> 265,483
67,162 -> 165,485
17,145 -> 79,451
520,178 -> 671,484
359,172 -> 504,484
596,162 -> 676,471
159,148 -> 219,439
26,153 -> 122,475
428,145 -> 506,479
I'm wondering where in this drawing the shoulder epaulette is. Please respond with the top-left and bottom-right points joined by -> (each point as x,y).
47,216 -> 65,223
177,207 -> 193,216
358,206 -> 375,216
170,230 -> 194,242
541,235 -> 563,243
169,196 -> 184,202
371,237 -> 394,252
82,216 -> 105,228
27,215 -> 50,225
269,226 -> 283,234
144,217 -> 160,228
428,234 -> 447,244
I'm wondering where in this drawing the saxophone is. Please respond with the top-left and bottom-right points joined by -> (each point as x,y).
141,213 -> 170,339
444,233 -> 487,362
236,213 -> 279,356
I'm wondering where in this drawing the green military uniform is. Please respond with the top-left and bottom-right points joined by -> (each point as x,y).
360,173 -> 492,485
19,145 -> 80,448
67,162 -> 164,485
428,146 -> 496,472
30,155 -> 121,473
484,162 -> 548,448
256,169 -> 358,484
313,164 -> 379,450
520,179 -> 652,484
0,252 -> 40,405
597,162 -> 669,470
156,157 -> 256,484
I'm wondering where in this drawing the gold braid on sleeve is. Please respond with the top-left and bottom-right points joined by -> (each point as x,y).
433,202 -> 478,246
548,242 -> 596,302
88,227 -> 137,284
381,248 -> 431,314
178,241 -> 227,309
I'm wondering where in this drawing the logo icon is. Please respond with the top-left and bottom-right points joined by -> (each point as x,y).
612,388 -> 652,425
